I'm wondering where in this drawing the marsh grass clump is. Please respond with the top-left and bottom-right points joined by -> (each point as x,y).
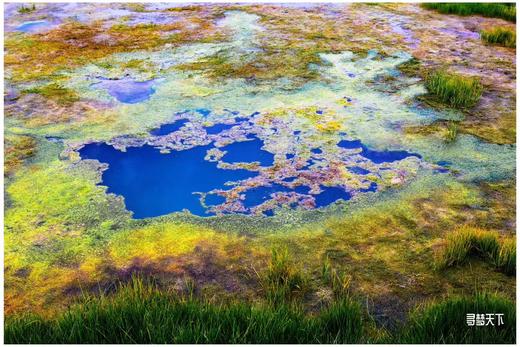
436,227 -> 499,268
495,238 -> 516,275
321,257 -> 351,297
5,277 -> 365,344
316,299 -> 364,343
425,70 -> 483,109
422,3 -> 516,22
398,292 -> 516,344
17,4 -> 36,14
260,248 -> 308,306
436,227 -> 515,275
6,278 -> 513,344
481,27 -> 516,48
444,121 -> 459,142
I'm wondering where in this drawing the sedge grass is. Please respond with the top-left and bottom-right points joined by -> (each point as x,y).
5,279 -> 515,344
481,27 -> 516,48
495,238 -> 516,275
435,226 -> 515,275
398,292 -> 516,344
260,247 -> 309,306
4,277 -> 365,344
425,70 -> 483,109
422,3 -> 516,22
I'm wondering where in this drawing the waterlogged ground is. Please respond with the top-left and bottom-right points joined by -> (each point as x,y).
4,3 -> 516,327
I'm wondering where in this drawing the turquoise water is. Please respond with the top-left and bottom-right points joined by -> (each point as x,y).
16,20 -> 50,32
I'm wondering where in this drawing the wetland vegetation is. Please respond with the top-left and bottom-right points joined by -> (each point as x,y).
3,2 -> 516,344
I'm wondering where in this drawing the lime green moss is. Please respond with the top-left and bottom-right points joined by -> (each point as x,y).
4,157 -> 130,312
23,83 -> 80,105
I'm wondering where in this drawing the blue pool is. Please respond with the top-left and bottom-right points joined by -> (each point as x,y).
150,119 -> 189,136
80,143 -> 258,218
16,20 -> 51,32
79,131 -> 418,218
338,139 -> 421,163
93,78 -> 156,104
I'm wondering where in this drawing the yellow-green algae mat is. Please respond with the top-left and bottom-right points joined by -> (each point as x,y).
4,2 -> 515,326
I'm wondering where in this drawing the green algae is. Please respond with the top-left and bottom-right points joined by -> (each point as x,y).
23,83 -> 80,105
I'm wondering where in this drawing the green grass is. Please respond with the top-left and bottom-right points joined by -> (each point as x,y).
422,3 -> 516,22
444,121 -> 459,142
495,238 -> 516,275
425,70 -> 483,109
321,256 -> 351,297
398,292 -> 516,344
436,227 -> 515,275
259,248 -> 309,306
4,277 -> 364,344
5,277 -> 515,344
17,4 -> 36,14
481,27 -> 516,48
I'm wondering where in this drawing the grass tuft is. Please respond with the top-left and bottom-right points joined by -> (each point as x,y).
398,292 -> 516,344
444,121 -> 459,142
321,257 -> 351,297
260,248 -> 308,305
4,278 -> 516,344
17,4 -> 36,14
425,70 -> 483,109
495,238 -> 516,275
481,27 -> 516,48
317,299 -> 364,343
435,226 -> 515,275
6,280 -> 514,344
422,3 -> 516,22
